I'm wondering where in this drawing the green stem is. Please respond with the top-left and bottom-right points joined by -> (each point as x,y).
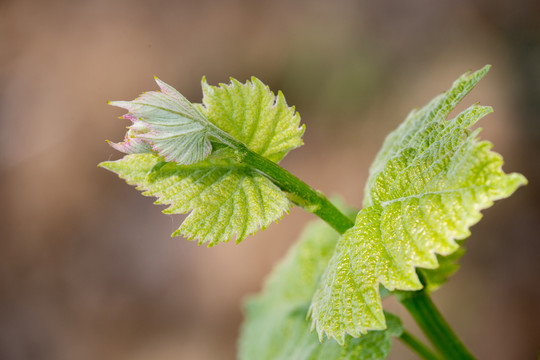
237,144 -> 354,234
396,290 -> 475,360
399,330 -> 440,360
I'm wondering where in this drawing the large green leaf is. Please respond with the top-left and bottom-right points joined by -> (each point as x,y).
310,66 -> 527,343
101,77 -> 304,245
239,219 -> 402,360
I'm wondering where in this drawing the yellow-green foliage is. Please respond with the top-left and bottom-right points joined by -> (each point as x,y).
101,78 -> 304,245
309,66 -> 527,343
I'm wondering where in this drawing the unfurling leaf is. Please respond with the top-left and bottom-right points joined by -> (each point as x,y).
310,65 -> 527,343
239,219 -> 402,360
109,78 -> 216,165
101,78 -> 304,245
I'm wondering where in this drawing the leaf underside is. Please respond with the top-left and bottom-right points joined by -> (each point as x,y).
310,65 -> 527,343
109,78 -> 213,165
101,77 -> 304,245
239,220 -> 402,360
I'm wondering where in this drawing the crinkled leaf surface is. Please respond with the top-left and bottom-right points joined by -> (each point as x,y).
101,78 -> 304,245
239,220 -> 402,360
200,77 -> 304,163
310,66 -> 527,343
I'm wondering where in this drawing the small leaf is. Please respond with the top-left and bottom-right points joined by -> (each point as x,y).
239,219 -> 402,360
310,66 -> 527,342
109,77 -> 215,165
200,77 -> 304,163
99,153 -> 291,246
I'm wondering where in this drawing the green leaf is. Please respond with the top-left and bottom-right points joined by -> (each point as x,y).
99,153 -> 290,246
200,76 -> 304,163
310,65 -> 527,343
239,220 -> 402,360
103,77 -> 305,245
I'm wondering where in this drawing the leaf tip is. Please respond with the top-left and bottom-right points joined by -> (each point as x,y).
508,172 -> 528,189
229,77 -> 243,87
153,76 -> 164,88
250,76 -> 265,87
200,76 -> 212,94
108,100 -> 131,110
470,64 -> 491,81
97,160 -> 114,171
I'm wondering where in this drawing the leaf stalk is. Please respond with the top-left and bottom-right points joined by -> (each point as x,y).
399,330 -> 441,360
237,144 -> 354,234
396,289 -> 475,360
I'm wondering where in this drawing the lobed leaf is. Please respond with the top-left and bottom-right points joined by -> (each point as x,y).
310,65 -> 527,343
100,153 -> 291,246
239,219 -> 402,360
200,77 -> 304,163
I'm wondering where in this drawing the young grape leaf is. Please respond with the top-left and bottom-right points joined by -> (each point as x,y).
310,65 -> 527,343
109,78 -> 217,165
101,78 -> 304,245
100,153 -> 290,246
239,219 -> 402,360
200,76 -> 304,163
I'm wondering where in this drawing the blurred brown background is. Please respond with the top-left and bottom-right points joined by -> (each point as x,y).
1,0 -> 539,359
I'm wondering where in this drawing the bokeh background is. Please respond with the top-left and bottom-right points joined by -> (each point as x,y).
1,0 -> 539,359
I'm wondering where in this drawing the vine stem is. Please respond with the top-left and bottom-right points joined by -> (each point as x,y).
396,289 -> 475,360
235,142 -> 474,360
236,144 -> 354,234
399,330 -> 440,360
